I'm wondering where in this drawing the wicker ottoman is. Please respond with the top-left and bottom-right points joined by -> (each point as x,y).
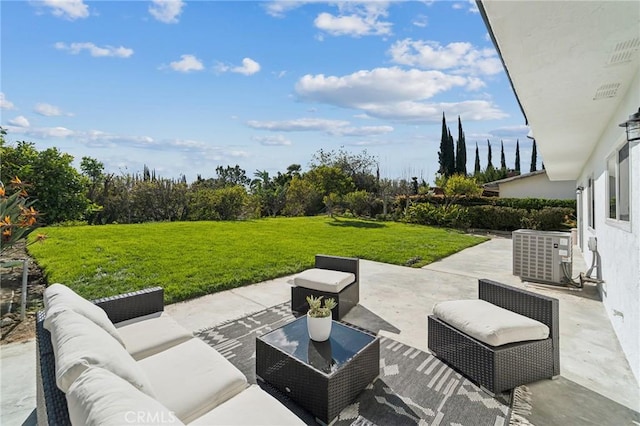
256,316 -> 379,424
291,255 -> 359,320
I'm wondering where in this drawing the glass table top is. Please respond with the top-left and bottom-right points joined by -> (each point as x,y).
259,316 -> 377,375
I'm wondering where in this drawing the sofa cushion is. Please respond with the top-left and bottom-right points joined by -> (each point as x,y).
67,367 -> 184,426
138,338 -> 248,424
47,308 -> 155,396
43,283 -> 125,347
190,385 -> 304,425
115,312 -> 193,360
432,299 -> 549,346
293,268 -> 355,293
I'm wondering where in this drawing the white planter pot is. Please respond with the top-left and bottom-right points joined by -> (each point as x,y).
307,314 -> 332,341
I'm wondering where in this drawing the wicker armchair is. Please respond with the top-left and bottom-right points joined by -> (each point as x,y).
36,287 -> 165,426
427,279 -> 559,395
291,254 -> 359,320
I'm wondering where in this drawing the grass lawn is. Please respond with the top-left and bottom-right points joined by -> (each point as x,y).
27,216 -> 488,304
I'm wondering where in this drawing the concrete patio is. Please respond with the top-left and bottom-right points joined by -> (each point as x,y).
2,236 -> 638,425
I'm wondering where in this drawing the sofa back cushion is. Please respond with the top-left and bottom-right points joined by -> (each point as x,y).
67,367 -> 184,426
47,308 -> 155,396
44,283 -> 125,347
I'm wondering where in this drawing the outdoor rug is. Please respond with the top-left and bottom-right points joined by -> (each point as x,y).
196,302 -> 519,425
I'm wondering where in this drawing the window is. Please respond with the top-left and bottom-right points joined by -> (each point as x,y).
588,177 -> 595,229
607,142 -> 630,222
608,156 -> 616,219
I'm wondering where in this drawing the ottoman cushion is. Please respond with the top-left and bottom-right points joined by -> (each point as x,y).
293,268 -> 355,293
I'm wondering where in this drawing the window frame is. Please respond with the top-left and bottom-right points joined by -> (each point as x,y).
587,176 -> 595,230
606,140 -> 631,230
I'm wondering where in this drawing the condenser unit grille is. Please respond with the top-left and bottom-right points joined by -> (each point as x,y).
513,229 -> 572,285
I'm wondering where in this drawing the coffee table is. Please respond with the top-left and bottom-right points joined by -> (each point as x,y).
256,316 -> 380,424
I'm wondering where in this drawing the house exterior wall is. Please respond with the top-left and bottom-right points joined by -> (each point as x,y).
577,71 -> 640,384
498,173 -> 575,199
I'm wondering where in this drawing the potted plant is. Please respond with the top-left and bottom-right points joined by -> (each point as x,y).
306,295 -> 337,341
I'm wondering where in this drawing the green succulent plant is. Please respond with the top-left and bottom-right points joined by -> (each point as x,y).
306,295 -> 337,318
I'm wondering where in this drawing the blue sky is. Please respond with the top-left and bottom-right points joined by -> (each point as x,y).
1,0 -> 534,183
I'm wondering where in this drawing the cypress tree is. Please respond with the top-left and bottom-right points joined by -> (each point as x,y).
530,139 -> 538,172
447,128 -> 455,176
515,139 -> 521,173
438,113 -> 449,175
486,139 -> 493,170
474,142 -> 481,175
500,140 -> 507,171
455,116 -> 467,175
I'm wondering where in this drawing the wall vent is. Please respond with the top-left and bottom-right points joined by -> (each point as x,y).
593,82 -> 620,100
607,37 -> 640,66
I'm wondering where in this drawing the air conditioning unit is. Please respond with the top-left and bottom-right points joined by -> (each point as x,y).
512,229 -> 572,285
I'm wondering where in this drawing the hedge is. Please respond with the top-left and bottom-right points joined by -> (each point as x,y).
405,204 -> 574,231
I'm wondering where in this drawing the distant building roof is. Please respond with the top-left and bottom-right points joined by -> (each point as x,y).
482,170 -> 547,189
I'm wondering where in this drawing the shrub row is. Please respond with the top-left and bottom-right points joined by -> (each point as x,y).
411,195 -> 576,211
405,204 -> 574,231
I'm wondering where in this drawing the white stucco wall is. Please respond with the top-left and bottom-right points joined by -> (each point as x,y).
577,71 -> 640,384
498,172 -> 576,199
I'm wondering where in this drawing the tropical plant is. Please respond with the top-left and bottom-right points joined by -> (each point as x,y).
306,295 -> 337,318
0,177 -> 45,254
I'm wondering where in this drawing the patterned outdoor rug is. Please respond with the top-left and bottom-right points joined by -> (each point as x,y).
195,302 -> 516,426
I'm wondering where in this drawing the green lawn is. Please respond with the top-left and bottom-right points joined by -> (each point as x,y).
28,217 -> 488,304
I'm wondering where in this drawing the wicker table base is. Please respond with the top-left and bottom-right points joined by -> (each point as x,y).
256,316 -> 380,424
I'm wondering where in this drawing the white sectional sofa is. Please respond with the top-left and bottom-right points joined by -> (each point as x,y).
36,284 -> 304,425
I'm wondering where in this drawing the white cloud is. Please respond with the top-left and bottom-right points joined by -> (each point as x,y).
34,103 -> 71,117
329,125 -> 394,137
294,67 -> 508,123
388,39 -> 503,75
295,67 -> 468,107
467,0 -> 480,14
168,54 -> 204,72
359,100 -> 508,123
466,77 -> 486,91
54,42 -> 134,58
0,93 -> 15,110
263,1 -> 308,18
412,15 -> 428,28
29,126 -> 76,138
149,0 -> 185,24
247,118 -> 393,137
39,0 -> 89,20
216,58 -> 261,76
487,125 -> 530,138
252,135 -> 292,146
314,2 -> 392,37
247,118 -> 350,132
8,116 -> 30,127
235,58 -> 261,75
